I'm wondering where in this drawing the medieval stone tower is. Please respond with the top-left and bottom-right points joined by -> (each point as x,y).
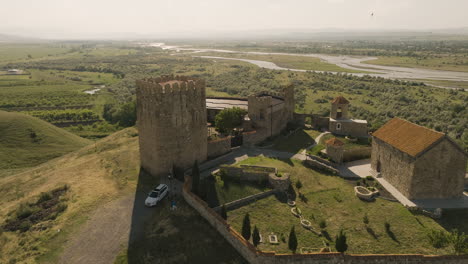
330,95 -> 349,120
136,75 -> 207,177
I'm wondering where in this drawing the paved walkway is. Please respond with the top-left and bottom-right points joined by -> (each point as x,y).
300,131 -> 330,155
337,159 -> 372,179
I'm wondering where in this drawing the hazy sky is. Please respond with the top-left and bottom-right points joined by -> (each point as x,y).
1,0 -> 468,38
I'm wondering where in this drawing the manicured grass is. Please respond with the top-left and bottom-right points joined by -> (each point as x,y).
272,129 -> 323,153
0,110 -> 91,169
363,55 -> 468,73
214,177 -> 269,206
227,157 -> 462,255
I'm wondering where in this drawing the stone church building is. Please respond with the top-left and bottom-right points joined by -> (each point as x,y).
371,118 -> 467,200
328,96 -> 368,138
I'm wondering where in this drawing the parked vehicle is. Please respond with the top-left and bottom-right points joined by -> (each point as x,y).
145,184 -> 169,207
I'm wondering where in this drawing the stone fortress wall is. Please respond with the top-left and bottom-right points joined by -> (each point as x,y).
136,75 -> 208,177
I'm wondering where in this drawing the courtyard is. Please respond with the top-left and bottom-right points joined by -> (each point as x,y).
219,156 -> 466,255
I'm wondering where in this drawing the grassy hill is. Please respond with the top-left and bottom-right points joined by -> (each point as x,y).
0,127 -> 245,264
0,110 -> 91,170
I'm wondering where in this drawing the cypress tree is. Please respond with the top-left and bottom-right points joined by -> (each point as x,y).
288,226 -> 298,252
191,160 -> 200,194
220,204 -> 228,220
335,229 -> 348,253
252,226 -> 260,247
241,213 -> 251,240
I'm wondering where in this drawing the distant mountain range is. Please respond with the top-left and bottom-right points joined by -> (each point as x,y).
1,28 -> 468,41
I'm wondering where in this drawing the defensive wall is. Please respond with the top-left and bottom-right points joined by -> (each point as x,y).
207,136 -> 232,159
182,175 -> 468,264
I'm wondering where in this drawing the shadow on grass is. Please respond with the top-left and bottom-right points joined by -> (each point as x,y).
386,229 -> 400,244
365,226 -> 378,240
121,168 -> 247,264
321,230 -> 332,241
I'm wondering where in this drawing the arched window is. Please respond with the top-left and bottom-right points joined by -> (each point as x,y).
336,123 -> 342,130
336,107 -> 342,118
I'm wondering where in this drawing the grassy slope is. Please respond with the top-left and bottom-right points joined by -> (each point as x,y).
0,110 -> 91,169
227,156 -> 466,255
0,127 -> 245,264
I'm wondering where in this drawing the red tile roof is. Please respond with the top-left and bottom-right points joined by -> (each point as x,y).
325,137 -> 345,147
331,96 -> 350,105
372,118 -> 445,157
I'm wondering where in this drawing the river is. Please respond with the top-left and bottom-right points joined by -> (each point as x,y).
145,43 -> 468,89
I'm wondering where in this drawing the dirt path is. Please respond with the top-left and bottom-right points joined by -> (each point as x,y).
59,191 -> 153,264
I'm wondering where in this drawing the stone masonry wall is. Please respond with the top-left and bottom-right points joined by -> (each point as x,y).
207,137 -> 232,159
371,138 -> 415,198
330,120 -> 368,138
136,76 -> 207,177
343,147 -> 372,162
410,138 -> 466,199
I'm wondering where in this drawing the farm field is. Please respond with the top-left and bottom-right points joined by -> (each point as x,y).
364,55 -> 468,73
226,156 -> 467,255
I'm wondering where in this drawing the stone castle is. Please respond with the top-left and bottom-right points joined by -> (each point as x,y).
136,76 -> 208,177
136,75 -> 294,177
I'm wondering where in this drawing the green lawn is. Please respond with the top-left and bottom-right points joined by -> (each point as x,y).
272,129 -> 323,153
226,156 -> 464,255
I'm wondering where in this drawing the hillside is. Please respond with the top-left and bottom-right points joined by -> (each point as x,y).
0,127 -> 244,264
0,110 -> 91,170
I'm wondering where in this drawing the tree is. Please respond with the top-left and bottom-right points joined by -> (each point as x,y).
288,226 -> 298,252
335,229 -> 348,253
363,214 -> 369,225
241,213 -> 251,240
214,107 -> 247,135
252,226 -> 261,247
220,204 -> 227,220
191,160 -> 200,194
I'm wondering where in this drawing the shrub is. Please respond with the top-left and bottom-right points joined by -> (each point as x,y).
252,226 -> 260,247
241,213 -> 251,240
295,179 -> 303,189
18,221 -> 32,233
56,203 -> 68,214
288,226 -> 298,252
449,229 -> 468,255
38,192 -> 52,203
365,176 -> 374,181
384,222 -> 391,232
16,204 -> 34,220
335,229 -> 348,253
319,219 -> 327,229
427,230 -> 448,248
363,214 -> 369,225
356,181 -> 361,186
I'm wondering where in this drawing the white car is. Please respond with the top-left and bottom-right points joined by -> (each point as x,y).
145,184 -> 169,207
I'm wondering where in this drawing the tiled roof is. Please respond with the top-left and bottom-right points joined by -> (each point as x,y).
325,137 -> 345,147
331,96 -> 350,105
372,118 -> 445,157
